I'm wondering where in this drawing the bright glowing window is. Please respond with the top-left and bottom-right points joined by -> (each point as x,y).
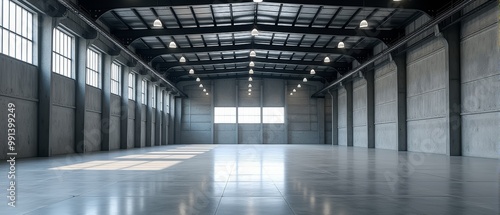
159,90 -> 163,111
86,48 -> 100,88
263,107 -> 285,124
52,28 -> 73,78
141,79 -> 147,104
128,72 -> 136,100
0,0 -> 34,64
214,107 -> 236,123
238,107 -> 261,124
111,62 -> 121,95
152,85 -> 157,108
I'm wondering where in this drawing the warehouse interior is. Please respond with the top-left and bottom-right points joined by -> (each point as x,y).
0,0 -> 499,214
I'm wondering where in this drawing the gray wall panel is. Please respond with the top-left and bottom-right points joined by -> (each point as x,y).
84,112 -> 101,152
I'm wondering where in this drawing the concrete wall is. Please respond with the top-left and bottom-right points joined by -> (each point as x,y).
325,92 -> 333,144
460,5 -> 500,158
287,81 -> 322,144
85,86 -> 102,152
374,62 -> 399,150
180,84 -> 212,144
51,74 -> 76,155
338,87 -> 347,146
214,79 -> 237,144
263,79 -> 286,144
141,104 -> 146,147
353,78 -> 368,148
0,55 -> 38,159
109,94 -> 121,150
128,101 -> 135,148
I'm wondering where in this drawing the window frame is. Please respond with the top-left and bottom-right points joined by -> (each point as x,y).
262,107 -> 285,124
238,107 -> 261,124
128,72 -> 136,101
214,107 -> 237,124
51,27 -> 74,78
110,62 -> 122,96
0,0 -> 35,64
85,47 -> 101,88
141,79 -> 147,105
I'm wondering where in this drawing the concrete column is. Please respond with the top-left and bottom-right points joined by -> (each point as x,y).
134,75 -> 143,148
174,97 -> 182,144
155,89 -> 161,146
330,89 -> 338,145
394,54 -> 408,151
168,93 -> 176,144
235,82 -> 239,144
443,23 -> 462,156
146,82 -> 153,147
75,37 -> 89,153
318,97 -> 325,144
120,67 -> 130,149
101,55 -> 114,151
346,82 -> 354,147
161,90 -> 168,146
284,81 -> 289,144
366,70 -> 375,148
38,16 -> 57,157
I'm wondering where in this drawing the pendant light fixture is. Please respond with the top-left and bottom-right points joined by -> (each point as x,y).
290,93 -> 293,96
203,89 -> 207,92
248,93 -> 252,96
324,57 -> 331,63
249,69 -> 254,74
297,84 -> 302,88
153,18 -> 162,27
360,19 -> 368,28
169,41 -> 177,48
206,92 -> 209,96
338,41 -> 345,49
249,61 -> 255,67
196,77 -> 201,82
249,77 -> 253,82
248,89 -> 252,92
253,0 -> 263,2
293,89 -> 297,93
251,28 -> 259,36
199,84 -> 203,88
310,69 -> 316,75
250,50 -> 257,57
189,69 -> 195,75
179,56 -> 186,63
303,78 -> 308,82
248,84 -> 252,88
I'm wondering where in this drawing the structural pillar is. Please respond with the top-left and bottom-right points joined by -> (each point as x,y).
75,37 -> 89,153
134,74 -> 143,148
366,69 -> 375,148
330,89 -> 338,145
101,55 -> 114,151
145,81 -> 153,147
120,66 -> 130,149
394,54 -> 408,151
346,82 -> 353,147
38,16 -> 57,157
443,23 -> 462,156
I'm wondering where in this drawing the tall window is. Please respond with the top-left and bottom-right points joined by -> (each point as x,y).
0,0 -> 34,64
141,79 -> 147,104
128,72 -> 136,100
111,62 -> 121,95
86,48 -> 100,88
263,107 -> 285,124
152,85 -> 157,108
214,107 -> 237,123
52,28 -> 73,78
238,107 -> 261,124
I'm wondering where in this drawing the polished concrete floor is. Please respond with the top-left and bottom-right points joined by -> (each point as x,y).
3,145 -> 499,215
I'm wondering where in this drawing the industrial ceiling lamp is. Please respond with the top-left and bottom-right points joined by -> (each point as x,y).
290,92 -> 293,96
324,56 -> 331,63
249,77 -> 253,82
153,18 -> 162,27
297,84 -> 302,88
310,69 -> 316,75
248,89 -> 252,92
303,77 -> 308,82
250,50 -> 257,57
253,0 -> 263,2
360,19 -> 369,28
169,41 -> 177,48
338,41 -> 345,49
251,28 -> 259,36
248,84 -> 252,88
189,69 -> 195,75
196,77 -> 201,82
249,61 -> 255,67
203,89 -> 207,92
249,69 -> 254,74
248,93 -> 252,95
199,84 -> 203,88
206,92 -> 209,96
179,56 -> 186,63
293,89 -> 297,93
